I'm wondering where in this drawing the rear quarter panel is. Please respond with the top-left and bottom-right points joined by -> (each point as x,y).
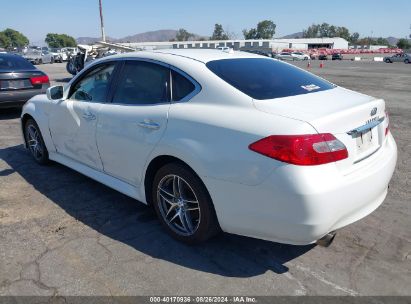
150,87 -> 318,187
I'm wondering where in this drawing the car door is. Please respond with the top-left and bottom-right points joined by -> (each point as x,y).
96,60 -> 173,185
49,62 -> 117,170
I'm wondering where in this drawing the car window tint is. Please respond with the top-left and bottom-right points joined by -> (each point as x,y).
69,64 -> 115,102
0,55 -> 35,70
171,70 -> 195,101
206,58 -> 335,100
113,61 -> 170,105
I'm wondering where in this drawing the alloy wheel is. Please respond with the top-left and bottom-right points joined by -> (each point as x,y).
156,174 -> 201,236
27,124 -> 44,161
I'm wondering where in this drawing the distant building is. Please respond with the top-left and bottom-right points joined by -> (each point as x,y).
120,37 -> 349,51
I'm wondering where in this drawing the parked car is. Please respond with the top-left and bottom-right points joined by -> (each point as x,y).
332,53 -> 343,60
49,48 -> 68,63
275,52 -> 295,61
23,50 -> 54,65
0,53 -> 50,108
291,52 -> 310,60
62,47 -> 78,59
216,47 -> 231,52
21,50 -> 397,246
384,53 -> 411,63
318,54 -> 328,60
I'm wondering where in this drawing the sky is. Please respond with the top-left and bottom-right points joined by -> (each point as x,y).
1,0 -> 410,44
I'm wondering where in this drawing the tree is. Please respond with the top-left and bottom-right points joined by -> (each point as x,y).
243,28 -> 259,40
0,28 -> 29,48
357,37 -> 372,46
0,32 -> 11,49
335,26 -> 351,41
243,20 -> 276,39
45,33 -> 77,48
256,20 -> 276,39
302,24 -> 320,38
303,23 -> 352,42
350,32 -> 360,44
211,24 -> 229,40
374,37 -> 390,46
175,28 -> 194,41
397,39 -> 411,50
319,23 -> 331,37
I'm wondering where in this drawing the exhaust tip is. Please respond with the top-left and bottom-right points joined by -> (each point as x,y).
316,231 -> 336,247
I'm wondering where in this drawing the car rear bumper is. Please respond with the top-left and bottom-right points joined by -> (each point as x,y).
203,133 -> 397,245
0,87 -> 48,108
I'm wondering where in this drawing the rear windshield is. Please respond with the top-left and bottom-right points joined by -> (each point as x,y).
0,54 -> 35,71
206,58 -> 335,100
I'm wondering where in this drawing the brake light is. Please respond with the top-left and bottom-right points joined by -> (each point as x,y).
385,110 -> 390,136
249,133 -> 348,166
30,75 -> 49,85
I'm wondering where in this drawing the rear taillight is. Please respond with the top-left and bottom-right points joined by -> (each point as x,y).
30,75 -> 49,85
385,110 -> 390,136
249,133 -> 348,166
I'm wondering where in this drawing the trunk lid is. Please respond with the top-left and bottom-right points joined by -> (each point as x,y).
253,87 -> 389,173
0,71 -> 44,91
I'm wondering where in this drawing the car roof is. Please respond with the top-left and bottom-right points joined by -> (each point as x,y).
107,49 -> 262,64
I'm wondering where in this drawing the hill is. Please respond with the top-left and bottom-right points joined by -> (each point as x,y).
280,32 -> 303,39
76,29 -> 204,44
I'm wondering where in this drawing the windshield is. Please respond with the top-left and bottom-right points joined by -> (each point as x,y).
206,58 -> 335,100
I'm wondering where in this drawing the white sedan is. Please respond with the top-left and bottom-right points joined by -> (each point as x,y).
21,49 -> 397,245
291,52 -> 310,60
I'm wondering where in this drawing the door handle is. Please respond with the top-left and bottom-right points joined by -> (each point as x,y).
82,112 -> 96,121
138,120 -> 160,130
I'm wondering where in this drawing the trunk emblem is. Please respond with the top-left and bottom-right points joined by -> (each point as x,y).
371,107 -> 377,116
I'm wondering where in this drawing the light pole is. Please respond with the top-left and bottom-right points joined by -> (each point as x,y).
99,0 -> 106,42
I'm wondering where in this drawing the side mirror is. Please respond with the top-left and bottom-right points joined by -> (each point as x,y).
46,85 -> 64,100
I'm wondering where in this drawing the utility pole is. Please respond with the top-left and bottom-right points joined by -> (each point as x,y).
99,0 -> 106,42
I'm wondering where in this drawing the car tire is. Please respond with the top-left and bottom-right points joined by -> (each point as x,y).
39,59 -> 43,64
405,59 -> 410,64
50,57 -> 54,64
152,162 -> 220,244
24,119 -> 49,165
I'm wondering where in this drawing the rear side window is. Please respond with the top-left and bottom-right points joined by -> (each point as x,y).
112,61 -> 170,105
171,70 -> 195,101
0,55 -> 35,70
206,58 -> 335,100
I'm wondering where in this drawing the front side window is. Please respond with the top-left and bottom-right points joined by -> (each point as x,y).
171,70 -> 195,101
112,61 -> 170,105
206,58 -> 335,100
69,63 -> 115,102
